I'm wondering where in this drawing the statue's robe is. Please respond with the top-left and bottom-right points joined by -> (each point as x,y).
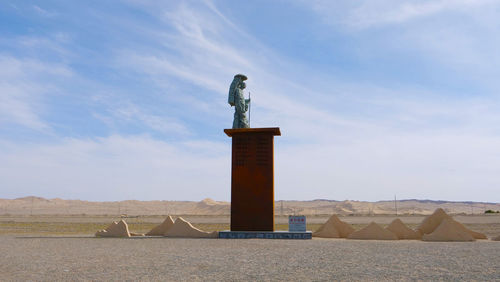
233,88 -> 250,129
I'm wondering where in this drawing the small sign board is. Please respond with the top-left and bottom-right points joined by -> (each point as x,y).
288,215 -> 306,232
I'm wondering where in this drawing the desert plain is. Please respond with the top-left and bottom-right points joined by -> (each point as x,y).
1,197 -> 499,280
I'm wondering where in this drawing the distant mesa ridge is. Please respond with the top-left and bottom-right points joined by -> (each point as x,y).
1,196 -> 498,216
395,199 -> 498,205
10,196 -> 498,205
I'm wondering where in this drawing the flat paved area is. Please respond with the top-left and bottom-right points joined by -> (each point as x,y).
1,236 -> 499,281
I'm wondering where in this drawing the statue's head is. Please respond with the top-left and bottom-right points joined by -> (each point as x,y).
234,74 -> 248,81
229,74 -> 247,106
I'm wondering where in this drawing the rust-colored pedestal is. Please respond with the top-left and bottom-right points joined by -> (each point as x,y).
224,127 -> 281,231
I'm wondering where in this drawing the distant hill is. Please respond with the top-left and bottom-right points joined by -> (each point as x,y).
0,196 -> 498,216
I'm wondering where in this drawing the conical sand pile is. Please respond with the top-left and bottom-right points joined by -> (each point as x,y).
417,208 -> 486,239
348,222 -> 397,240
146,216 -> 174,236
467,229 -> 487,240
95,219 -> 131,237
164,217 -> 218,238
312,221 -> 340,238
450,219 -> 485,240
313,215 -> 354,238
417,208 -> 450,235
386,219 -> 421,240
422,218 -> 475,242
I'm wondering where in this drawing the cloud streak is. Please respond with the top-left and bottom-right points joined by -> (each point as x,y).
0,55 -> 72,131
305,0 -> 498,29
0,135 -> 230,201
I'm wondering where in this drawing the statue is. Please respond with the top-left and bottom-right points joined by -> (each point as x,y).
228,74 -> 251,128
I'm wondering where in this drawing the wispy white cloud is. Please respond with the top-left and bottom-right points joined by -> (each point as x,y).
32,5 -> 57,18
304,0 -> 498,29
110,103 -> 190,135
0,55 -> 72,79
0,135 -> 230,201
121,53 -> 228,95
0,55 -> 72,131
17,35 -> 73,59
299,0 -> 500,88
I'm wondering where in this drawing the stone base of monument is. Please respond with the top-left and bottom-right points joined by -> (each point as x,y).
218,231 -> 312,239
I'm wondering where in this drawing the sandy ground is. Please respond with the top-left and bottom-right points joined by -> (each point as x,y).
1,236 -> 499,281
2,214 -> 499,238
3,214 -> 499,224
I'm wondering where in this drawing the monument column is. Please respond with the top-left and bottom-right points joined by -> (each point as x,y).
224,127 -> 281,231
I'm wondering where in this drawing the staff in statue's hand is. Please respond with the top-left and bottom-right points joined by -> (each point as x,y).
248,91 -> 251,127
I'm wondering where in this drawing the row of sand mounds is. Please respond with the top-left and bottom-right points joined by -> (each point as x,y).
96,209 -> 490,241
312,215 -> 355,238
164,217 -> 218,238
146,216 -> 217,238
348,222 -> 398,240
146,216 -> 175,236
386,218 -> 421,239
313,208 -> 488,241
95,220 -> 131,238
96,216 -> 217,238
313,215 -> 412,240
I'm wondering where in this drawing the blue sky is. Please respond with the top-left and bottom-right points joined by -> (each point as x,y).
1,0 -> 499,202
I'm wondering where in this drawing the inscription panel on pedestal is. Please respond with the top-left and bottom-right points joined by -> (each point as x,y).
233,136 -> 250,167
256,136 -> 271,167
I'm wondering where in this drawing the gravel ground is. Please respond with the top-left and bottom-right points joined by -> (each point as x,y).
1,236 -> 499,281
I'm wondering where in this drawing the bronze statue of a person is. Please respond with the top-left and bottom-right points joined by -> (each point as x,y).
228,74 -> 251,128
